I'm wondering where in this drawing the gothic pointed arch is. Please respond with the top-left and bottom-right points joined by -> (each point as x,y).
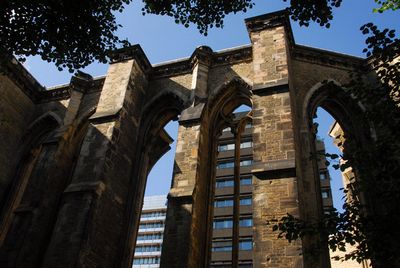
295,79 -> 376,267
208,76 -> 253,121
184,76 -> 253,267
304,80 -> 371,140
118,90 -> 187,268
0,111 -> 61,247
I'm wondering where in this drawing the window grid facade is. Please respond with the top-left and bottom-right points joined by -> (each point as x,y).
133,195 -> 167,268
210,112 -> 254,267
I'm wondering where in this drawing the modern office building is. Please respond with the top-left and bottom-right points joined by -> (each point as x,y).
315,139 -> 334,214
210,111 -> 254,267
133,195 -> 167,268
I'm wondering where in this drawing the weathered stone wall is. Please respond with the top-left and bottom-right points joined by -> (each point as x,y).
249,26 -> 288,88
42,58 -> 150,268
288,53 -> 366,268
0,75 -> 36,210
208,61 -> 253,95
245,14 -> 302,268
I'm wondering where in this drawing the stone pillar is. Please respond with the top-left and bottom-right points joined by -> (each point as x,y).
41,46 -> 152,268
160,47 -> 214,268
161,121 -> 201,268
0,72 -> 96,268
190,46 -> 213,104
245,11 -> 303,268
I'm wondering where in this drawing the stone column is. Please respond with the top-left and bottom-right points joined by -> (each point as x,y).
41,46 -> 152,268
190,46 -> 213,104
160,120 -> 202,268
0,72 -> 96,268
161,47 -> 214,268
245,11 -> 303,268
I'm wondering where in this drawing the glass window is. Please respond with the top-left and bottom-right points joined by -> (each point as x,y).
139,221 -> 164,229
240,196 -> 252,206
213,218 -> 233,229
216,161 -> 234,169
217,159 -> 252,169
216,177 -> 252,188
240,141 -> 253,149
240,159 -> 253,167
216,178 -> 234,188
240,176 -> 252,185
135,245 -> 162,252
320,173 -> 327,180
218,143 -> 235,152
141,211 -> 166,218
214,198 -> 234,208
137,233 -> 163,240
245,123 -> 252,129
239,239 -> 253,250
222,127 -> 231,132
133,257 -> 160,264
322,190 -> 330,199
212,240 -> 232,252
239,217 -> 253,227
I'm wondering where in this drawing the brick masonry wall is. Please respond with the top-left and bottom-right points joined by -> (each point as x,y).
208,61 -> 254,96
42,58 -> 150,268
251,26 -> 288,88
249,23 -> 302,268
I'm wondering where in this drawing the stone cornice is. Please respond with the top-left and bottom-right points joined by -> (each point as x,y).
39,76 -> 105,103
152,45 -> 252,79
190,46 -> 213,67
245,9 -> 295,52
245,9 -> 289,32
109,45 -> 152,75
152,58 -> 192,78
38,87 -> 71,103
0,50 -> 45,103
292,44 -> 366,70
69,71 -> 94,93
213,45 -> 252,66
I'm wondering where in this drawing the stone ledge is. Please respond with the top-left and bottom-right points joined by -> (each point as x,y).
179,103 -> 204,124
168,190 -> 193,204
252,78 -> 288,95
64,181 -> 106,196
245,10 -> 288,32
89,108 -> 121,123
252,159 -> 296,179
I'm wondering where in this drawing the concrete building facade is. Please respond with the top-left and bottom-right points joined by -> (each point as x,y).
0,10 -> 391,268
133,195 -> 167,268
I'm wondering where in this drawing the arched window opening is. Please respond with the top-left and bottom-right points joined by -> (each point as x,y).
0,114 -> 60,246
119,90 -> 187,268
313,106 -> 369,268
210,102 -> 253,268
313,107 -> 345,214
145,120 -> 178,196
132,119 -> 179,268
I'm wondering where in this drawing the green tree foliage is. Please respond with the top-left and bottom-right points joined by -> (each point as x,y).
374,0 -> 400,12
0,0 -> 132,72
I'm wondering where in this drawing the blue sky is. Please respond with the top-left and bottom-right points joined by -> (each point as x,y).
24,1 -> 399,208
